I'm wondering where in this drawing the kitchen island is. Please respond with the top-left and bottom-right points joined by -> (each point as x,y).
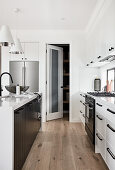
0,93 -> 41,170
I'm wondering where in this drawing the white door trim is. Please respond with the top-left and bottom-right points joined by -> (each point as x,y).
46,44 -> 63,121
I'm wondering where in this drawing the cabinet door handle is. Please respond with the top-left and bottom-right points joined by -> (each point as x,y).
83,102 -> 88,106
80,110 -> 82,113
107,124 -> 115,132
96,115 -> 103,120
97,56 -> 101,59
80,101 -> 82,103
107,108 -> 115,114
96,133 -> 103,141
83,95 -> 85,98
107,148 -> 115,159
29,102 -> 33,105
96,103 -> 102,107
80,94 -> 82,96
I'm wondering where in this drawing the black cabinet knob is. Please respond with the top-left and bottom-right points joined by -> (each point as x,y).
90,61 -> 93,63
97,56 -> 101,59
109,47 -> 114,51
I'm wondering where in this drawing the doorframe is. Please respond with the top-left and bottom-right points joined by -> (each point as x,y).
46,42 -> 72,122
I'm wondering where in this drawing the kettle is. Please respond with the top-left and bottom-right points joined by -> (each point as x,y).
94,78 -> 101,91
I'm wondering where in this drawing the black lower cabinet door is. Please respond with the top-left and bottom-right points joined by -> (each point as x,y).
14,98 -> 41,170
14,106 -> 25,170
25,102 -> 33,153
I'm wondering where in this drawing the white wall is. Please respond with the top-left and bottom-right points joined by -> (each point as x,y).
79,67 -> 100,93
10,30 -> 86,122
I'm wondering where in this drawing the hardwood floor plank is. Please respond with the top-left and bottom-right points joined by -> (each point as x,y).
22,119 -> 108,170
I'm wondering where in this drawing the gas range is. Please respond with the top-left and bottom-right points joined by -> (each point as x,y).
87,92 -> 115,97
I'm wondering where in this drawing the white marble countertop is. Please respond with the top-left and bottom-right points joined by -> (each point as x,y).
0,93 -> 38,110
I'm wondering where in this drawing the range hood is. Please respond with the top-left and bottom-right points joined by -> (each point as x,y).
99,54 -> 115,62
87,48 -> 115,67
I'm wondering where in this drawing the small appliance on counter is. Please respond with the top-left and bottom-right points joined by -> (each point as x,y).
94,78 -> 101,91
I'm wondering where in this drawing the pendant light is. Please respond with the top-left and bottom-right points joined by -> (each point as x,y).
9,8 -> 24,54
9,37 -> 23,54
0,25 -> 14,46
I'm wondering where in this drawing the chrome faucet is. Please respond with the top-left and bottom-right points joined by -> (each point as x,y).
0,72 -> 13,96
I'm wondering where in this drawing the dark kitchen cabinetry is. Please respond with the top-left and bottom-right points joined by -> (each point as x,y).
14,97 -> 41,170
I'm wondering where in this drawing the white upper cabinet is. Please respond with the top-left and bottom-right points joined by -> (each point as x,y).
24,42 -> 39,61
10,42 -> 39,61
86,1 -> 115,67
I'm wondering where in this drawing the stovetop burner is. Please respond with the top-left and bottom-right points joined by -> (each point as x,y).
87,92 -> 115,97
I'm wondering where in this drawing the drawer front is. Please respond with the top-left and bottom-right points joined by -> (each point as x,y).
96,101 -> 106,117
106,120 -> 115,148
106,107 -> 115,123
95,130 -> 106,161
106,142 -> 115,170
96,113 -> 106,138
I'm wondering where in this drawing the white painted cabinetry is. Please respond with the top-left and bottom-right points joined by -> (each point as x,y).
95,99 -> 115,170
24,42 -> 39,61
10,42 -> 39,61
86,1 -> 115,67
79,92 -> 85,126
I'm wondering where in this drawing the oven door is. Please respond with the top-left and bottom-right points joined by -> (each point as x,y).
85,102 -> 94,135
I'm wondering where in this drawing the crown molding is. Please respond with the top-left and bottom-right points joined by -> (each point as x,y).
85,0 -> 113,35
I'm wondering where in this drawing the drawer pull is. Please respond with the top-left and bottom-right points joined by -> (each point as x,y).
83,114 -> 85,118
80,94 -> 82,96
96,115 -> 103,120
107,124 -> 115,132
107,108 -> 115,114
80,101 -> 82,103
96,133 -> 103,141
80,111 -> 82,113
107,148 -> 115,159
83,102 -> 88,107
96,103 -> 102,107
83,95 -> 85,98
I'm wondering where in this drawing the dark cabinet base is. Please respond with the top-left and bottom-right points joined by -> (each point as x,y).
14,97 -> 41,170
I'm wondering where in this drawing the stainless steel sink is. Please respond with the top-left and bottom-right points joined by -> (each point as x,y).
5,86 -> 29,93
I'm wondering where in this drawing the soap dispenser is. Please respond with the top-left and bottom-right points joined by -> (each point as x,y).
16,84 -> 20,95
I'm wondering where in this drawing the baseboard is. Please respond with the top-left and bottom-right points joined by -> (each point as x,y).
69,118 -> 81,123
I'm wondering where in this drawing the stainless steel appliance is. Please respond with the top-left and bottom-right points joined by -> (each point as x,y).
9,61 -> 39,92
85,95 -> 95,145
94,78 -> 101,91
87,92 -> 115,97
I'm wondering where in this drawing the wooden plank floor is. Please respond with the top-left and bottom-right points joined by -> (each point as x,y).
22,118 -> 108,170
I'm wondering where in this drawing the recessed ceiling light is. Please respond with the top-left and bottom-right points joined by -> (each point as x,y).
13,8 -> 20,13
61,18 -> 65,20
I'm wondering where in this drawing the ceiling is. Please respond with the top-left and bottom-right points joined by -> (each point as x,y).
0,0 -> 99,30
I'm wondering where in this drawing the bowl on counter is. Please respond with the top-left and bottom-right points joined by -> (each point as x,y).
5,85 -> 29,94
